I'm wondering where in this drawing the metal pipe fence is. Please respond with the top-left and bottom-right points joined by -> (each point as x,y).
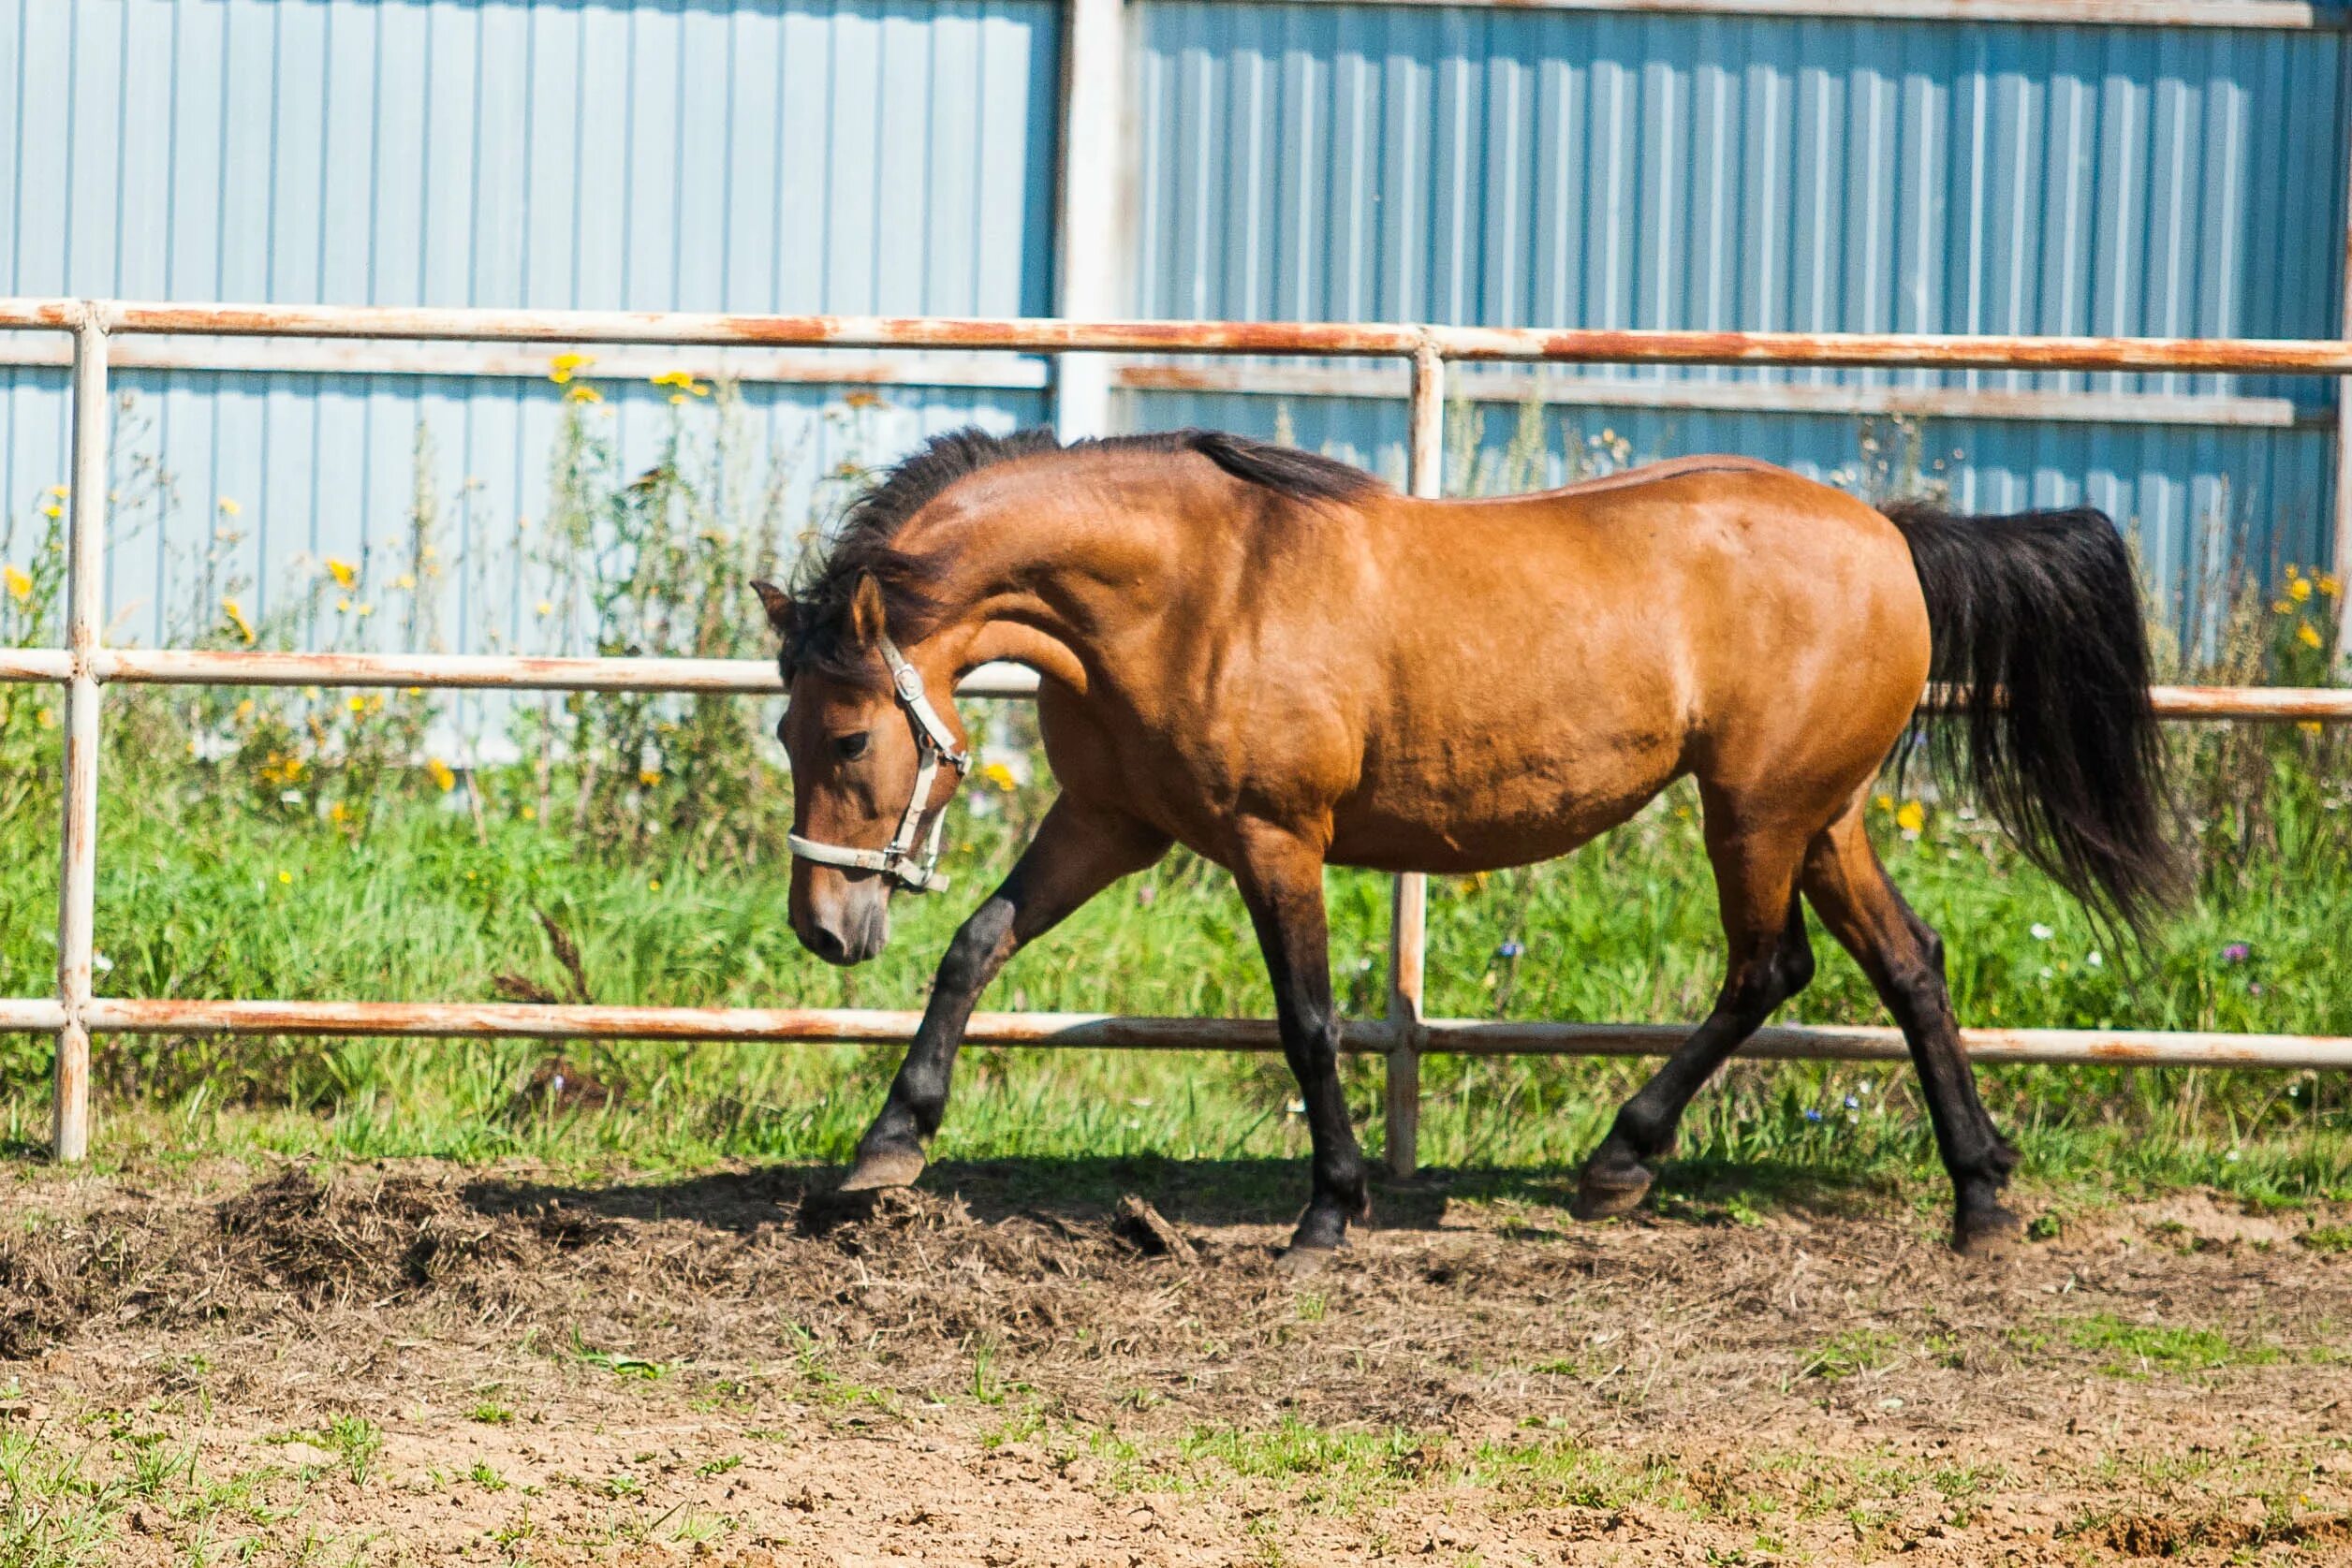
4,297 -> 2350,1167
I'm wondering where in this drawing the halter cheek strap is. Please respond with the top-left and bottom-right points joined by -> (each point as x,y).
787,634 -> 969,893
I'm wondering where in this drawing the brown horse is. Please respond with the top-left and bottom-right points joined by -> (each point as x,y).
753,429 -> 2175,1265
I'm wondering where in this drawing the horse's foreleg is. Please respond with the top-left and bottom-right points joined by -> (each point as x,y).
841,797 -> 1170,1192
1229,823 -> 1368,1271
1800,804 -> 2021,1255
1574,810 -> 1815,1221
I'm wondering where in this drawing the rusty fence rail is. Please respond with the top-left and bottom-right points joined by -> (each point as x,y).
3,298 -> 2350,1166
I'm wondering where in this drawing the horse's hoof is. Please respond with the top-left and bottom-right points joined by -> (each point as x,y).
1950,1204 -> 2025,1259
1570,1158 -> 1654,1221
839,1145 -> 927,1193
1273,1242 -> 1336,1278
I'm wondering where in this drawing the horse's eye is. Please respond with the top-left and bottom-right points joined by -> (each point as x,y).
832,732 -> 870,761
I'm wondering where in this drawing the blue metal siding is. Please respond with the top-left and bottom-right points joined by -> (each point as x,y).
1136,8 -> 2346,389
1130,6 -> 2349,603
0,0 -> 1061,650
3,0 -> 2348,663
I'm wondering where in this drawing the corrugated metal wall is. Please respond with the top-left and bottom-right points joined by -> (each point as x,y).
1127,4 -> 2351,613
0,0 -> 1061,649
2,0 -> 2347,665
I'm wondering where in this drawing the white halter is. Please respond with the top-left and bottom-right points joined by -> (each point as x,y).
786,634 -> 967,894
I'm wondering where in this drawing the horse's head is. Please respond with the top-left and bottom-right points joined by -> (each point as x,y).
755,574 -> 969,966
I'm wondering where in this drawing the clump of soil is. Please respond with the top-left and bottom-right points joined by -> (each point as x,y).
219,1167 -> 542,1305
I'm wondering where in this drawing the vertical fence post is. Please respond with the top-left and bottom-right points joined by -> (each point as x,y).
1051,0 -> 1129,442
1385,344 -> 1444,1179
2336,128 -> 2352,655
53,312 -> 108,1162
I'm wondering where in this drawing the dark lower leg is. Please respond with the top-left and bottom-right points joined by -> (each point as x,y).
1879,910 -> 2020,1249
1232,827 -> 1367,1260
845,898 -> 1015,1187
844,800 -> 1169,1190
1576,899 -> 1813,1216
1283,1010 -> 1366,1253
1802,814 -> 2018,1252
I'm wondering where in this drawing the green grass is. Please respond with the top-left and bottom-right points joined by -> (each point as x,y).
2,722 -> 2351,1212
2063,1313 -> 2290,1378
1798,1328 -> 1902,1383
1171,1419 -> 1434,1514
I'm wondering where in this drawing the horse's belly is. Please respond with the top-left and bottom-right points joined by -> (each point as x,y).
1325,741 -> 1682,873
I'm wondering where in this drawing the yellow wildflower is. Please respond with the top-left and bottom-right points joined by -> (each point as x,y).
548,351 -> 594,385
336,596 -> 352,613
222,597 -> 256,644
346,694 -> 367,714
2298,623 -> 2324,650
2290,577 -> 2314,603
36,706 -> 54,729
979,760 -> 1019,792
521,804 -> 538,822
47,484 -> 67,498
217,496 -> 241,516
567,383 -> 602,404
236,698 -> 255,719
356,602 -> 373,617
1873,792 -> 1894,813
2273,599 -> 2295,615
328,801 -> 350,824
649,878 -> 662,892
4,564 -> 30,601
405,686 -> 424,697
639,769 -> 662,788
2319,573 -> 2343,599
2299,721 -> 2324,736
393,573 -> 417,591
843,390 -> 885,410
327,557 -> 357,588
277,870 -> 293,885
1895,800 -> 1927,834
535,599 -> 553,617
425,757 -> 457,793
40,504 -> 60,520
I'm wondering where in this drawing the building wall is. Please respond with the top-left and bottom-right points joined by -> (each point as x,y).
0,0 -> 1062,649
0,0 -> 2346,663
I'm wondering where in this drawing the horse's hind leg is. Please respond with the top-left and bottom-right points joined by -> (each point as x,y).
1574,806 -> 1816,1220
841,797 -> 1170,1193
1800,801 -> 2021,1254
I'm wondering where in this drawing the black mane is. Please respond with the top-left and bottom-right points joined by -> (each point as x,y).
781,427 -> 1380,681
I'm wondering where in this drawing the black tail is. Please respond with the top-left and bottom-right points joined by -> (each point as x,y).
1885,501 -> 2183,937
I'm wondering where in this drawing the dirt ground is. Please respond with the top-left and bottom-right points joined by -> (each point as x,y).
6,1155 -> 2352,1567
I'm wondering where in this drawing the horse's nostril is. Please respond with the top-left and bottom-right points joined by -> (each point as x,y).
803,924 -> 849,964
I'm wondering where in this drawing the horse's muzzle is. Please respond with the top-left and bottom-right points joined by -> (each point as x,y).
795,897 -> 890,967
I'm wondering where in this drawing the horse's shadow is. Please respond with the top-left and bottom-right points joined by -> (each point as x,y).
458,1151 -> 1887,1240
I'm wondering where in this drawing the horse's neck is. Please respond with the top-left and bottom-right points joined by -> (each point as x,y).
911,477 -> 1194,692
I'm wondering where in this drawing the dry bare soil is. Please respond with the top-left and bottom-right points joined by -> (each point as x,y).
6,1156 -> 2352,1566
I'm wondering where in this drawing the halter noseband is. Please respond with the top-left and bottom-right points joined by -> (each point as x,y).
786,634 -> 968,893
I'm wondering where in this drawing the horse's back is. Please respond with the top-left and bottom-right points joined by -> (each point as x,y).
1318,459 -> 1930,869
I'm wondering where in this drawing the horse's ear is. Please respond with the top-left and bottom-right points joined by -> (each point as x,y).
846,572 -> 888,648
750,579 -> 795,640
